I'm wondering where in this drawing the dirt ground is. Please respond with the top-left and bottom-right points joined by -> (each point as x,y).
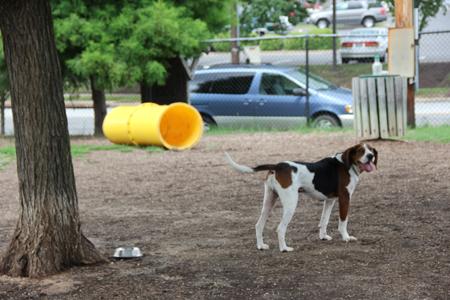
1,131 -> 450,299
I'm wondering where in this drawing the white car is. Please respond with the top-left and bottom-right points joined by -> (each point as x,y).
339,27 -> 389,63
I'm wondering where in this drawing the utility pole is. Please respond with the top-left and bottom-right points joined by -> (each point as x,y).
231,2 -> 240,64
332,0 -> 337,70
395,0 -> 415,127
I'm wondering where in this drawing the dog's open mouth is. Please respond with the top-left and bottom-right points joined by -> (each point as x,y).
358,161 -> 374,172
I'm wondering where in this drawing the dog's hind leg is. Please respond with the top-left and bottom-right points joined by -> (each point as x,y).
318,199 -> 336,240
276,188 -> 299,252
255,184 -> 278,250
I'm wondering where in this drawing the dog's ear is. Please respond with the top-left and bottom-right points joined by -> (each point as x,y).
372,147 -> 378,169
341,144 -> 359,170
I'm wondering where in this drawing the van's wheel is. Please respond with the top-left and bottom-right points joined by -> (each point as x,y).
317,19 -> 329,29
362,17 -> 375,28
201,115 -> 216,132
342,58 -> 350,64
312,114 -> 341,129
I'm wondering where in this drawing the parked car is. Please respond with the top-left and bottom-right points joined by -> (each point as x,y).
266,16 -> 294,33
189,65 -> 353,130
308,1 -> 388,28
297,0 -> 323,11
340,27 -> 388,63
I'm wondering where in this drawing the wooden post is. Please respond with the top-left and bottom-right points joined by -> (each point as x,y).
231,3 -> 239,64
395,0 -> 415,127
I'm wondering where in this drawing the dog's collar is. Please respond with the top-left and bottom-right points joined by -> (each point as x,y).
333,153 -> 348,168
350,164 -> 361,176
334,154 -> 361,176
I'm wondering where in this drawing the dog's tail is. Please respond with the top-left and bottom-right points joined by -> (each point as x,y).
224,152 -> 276,173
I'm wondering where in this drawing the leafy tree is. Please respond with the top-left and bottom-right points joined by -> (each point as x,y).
115,0 -> 210,102
52,2 -> 128,134
169,0 -> 236,34
53,0 -> 235,112
384,0 -> 447,31
65,30 -> 126,133
239,0 -> 308,35
0,32 -> 9,135
0,0 -> 107,277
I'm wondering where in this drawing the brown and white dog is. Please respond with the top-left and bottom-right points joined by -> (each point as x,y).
225,143 -> 378,252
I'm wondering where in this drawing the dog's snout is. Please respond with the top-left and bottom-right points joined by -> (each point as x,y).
367,153 -> 374,161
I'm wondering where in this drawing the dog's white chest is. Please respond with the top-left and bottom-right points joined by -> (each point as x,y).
346,168 -> 360,196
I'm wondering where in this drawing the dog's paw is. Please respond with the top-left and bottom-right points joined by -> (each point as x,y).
320,234 -> 332,241
280,246 -> 294,252
343,236 -> 357,242
257,244 -> 269,250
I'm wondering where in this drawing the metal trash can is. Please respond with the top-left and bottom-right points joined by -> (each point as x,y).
352,75 -> 407,138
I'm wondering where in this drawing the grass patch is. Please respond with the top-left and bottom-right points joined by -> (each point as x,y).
70,145 -> 136,157
205,124 -> 353,135
71,144 -> 165,157
0,144 -> 166,170
293,24 -> 317,30
308,64 -> 374,89
400,126 -> 450,143
145,145 -> 165,154
415,87 -> 450,98
64,95 -> 141,103
206,124 -> 450,144
0,146 -> 16,170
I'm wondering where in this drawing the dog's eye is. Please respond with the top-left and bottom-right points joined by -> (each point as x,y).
358,149 -> 364,152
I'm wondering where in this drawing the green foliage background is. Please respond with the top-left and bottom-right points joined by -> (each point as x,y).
51,0 -> 234,91
212,28 -> 339,52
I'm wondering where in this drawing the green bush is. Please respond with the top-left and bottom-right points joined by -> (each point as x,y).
212,29 -> 339,52
284,32 -> 305,50
212,32 -> 262,52
240,32 -> 260,48
305,28 -> 340,50
259,34 -> 285,51
212,31 -> 231,52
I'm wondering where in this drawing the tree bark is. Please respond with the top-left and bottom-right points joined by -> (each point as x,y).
151,57 -> 190,105
395,0 -> 415,127
231,3 -> 239,64
90,76 -> 107,135
140,82 -> 152,103
0,93 -> 5,135
0,0 -> 108,278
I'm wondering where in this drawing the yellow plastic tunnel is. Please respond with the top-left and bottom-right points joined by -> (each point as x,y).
102,102 -> 203,150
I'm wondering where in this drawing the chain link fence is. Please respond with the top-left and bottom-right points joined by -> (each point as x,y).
416,30 -> 450,127
1,30 -> 449,135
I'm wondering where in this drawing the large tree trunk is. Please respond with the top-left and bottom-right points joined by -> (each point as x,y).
0,94 -> 5,135
0,0 -> 108,278
90,76 -> 107,135
140,82 -> 152,103
151,57 -> 191,105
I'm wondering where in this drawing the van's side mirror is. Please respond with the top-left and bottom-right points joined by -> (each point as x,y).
293,88 -> 308,96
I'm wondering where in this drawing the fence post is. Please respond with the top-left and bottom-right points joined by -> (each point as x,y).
306,35 -> 310,127
332,0 -> 337,70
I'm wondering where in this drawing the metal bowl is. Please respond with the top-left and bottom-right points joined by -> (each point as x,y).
113,247 -> 143,258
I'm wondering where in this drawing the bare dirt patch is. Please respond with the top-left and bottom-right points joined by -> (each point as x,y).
1,132 -> 450,299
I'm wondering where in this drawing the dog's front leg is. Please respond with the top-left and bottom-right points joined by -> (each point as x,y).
318,199 -> 336,240
277,189 -> 298,252
338,193 -> 357,242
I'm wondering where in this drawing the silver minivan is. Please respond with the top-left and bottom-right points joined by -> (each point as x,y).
308,1 -> 388,28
